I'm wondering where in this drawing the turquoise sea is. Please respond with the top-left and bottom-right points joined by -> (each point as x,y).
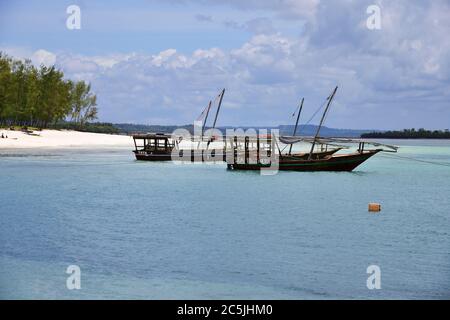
1,139 -> 450,299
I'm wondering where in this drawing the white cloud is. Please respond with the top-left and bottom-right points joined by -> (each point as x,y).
0,47 -> 56,67
2,0 -> 449,129
31,49 -> 56,67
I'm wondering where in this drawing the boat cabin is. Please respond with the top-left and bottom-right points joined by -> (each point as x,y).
226,134 -> 275,166
132,133 -> 175,161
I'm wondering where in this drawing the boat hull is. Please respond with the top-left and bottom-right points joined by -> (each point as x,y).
228,150 -> 381,172
133,150 -> 227,162
134,152 -> 173,161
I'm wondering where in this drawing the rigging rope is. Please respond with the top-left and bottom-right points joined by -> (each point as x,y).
303,97 -> 329,126
196,92 -> 221,124
291,104 -> 300,118
379,153 -> 450,168
196,105 -> 208,122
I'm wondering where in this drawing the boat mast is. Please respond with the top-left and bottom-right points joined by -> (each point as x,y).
308,86 -> 338,160
288,97 -> 304,155
201,100 -> 212,140
212,88 -> 225,130
207,88 -> 225,148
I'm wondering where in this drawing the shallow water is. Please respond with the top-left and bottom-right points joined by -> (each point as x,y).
1,140 -> 450,299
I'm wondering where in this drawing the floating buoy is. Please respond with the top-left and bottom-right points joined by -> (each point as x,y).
368,203 -> 381,212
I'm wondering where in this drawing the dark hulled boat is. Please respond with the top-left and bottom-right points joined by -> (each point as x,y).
132,89 -> 227,162
226,86 -> 398,172
228,149 -> 381,172
132,133 -> 229,162
133,133 -> 175,161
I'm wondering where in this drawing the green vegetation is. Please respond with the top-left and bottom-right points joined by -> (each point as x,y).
49,121 -> 120,134
0,52 -> 98,129
361,128 -> 450,139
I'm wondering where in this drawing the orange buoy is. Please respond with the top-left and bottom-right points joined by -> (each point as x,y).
368,203 -> 381,212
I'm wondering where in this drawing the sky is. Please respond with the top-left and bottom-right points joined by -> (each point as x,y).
0,0 -> 449,129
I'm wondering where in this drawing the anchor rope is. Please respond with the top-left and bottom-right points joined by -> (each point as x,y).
379,153 -> 450,168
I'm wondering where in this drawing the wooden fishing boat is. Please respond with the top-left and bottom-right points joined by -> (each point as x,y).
132,89 -> 226,161
228,149 -> 381,171
225,132 -> 389,172
133,133 -> 175,161
132,132 -> 229,162
226,86 -> 398,172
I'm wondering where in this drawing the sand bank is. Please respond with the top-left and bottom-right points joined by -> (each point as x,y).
0,129 -> 132,149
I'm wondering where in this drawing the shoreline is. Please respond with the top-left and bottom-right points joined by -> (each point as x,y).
0,129 -> 132,149
2,128 -> 450,151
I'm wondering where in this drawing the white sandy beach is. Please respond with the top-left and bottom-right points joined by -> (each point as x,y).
0,129 -> 133,149
0,129 -> 229,151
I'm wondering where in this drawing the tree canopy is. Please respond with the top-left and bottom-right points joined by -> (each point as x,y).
0,52 -> 98,128
361,128 -> 450,139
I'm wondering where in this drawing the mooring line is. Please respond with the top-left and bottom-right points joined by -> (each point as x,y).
379,153 -> 450,167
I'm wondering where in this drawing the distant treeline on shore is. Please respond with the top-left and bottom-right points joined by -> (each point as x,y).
361,128 -> 450,139
1,122 -> 121,134
0,52 -> 98,129
115,123 -> 372,137
50,122 -> 120,134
